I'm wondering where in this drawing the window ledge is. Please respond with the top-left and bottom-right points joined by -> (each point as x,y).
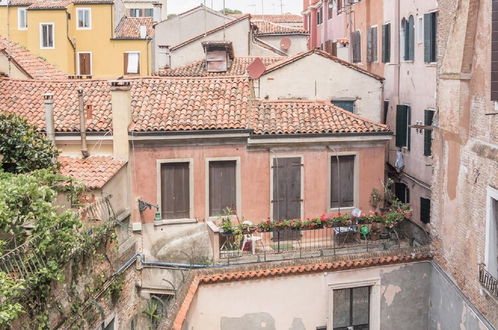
154,218 -> 197,226
328,206 -> 356,214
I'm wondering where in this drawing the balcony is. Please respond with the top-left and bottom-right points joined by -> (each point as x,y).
479,264 -> 498,299
208,218 -> 430,265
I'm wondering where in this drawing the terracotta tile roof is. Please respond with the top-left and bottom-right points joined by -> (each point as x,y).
129,77 -> 252,132
114,17 -> 154,39
231,14 -> 303,24
252,20 -> 307,35
169,247 -> 432,330
263,49 -> 385,81
0,78 -> 112,132
170,14 -> 250,51
0,36 -> 66,80
251,100 -> 389,135
156,56 -> 284,77
58,156 -> 126,189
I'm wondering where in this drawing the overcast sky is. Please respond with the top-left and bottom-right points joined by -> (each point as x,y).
167,0 -> 302,15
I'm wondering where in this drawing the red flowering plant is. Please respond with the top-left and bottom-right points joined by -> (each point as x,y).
257,218 -> 274,232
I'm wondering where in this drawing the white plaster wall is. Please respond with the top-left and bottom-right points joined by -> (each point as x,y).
257,35 -> 309,55
184,262 -> 427,330
258,53 -> 383,122
153,7 -> 231,70
169,19 -> 252,68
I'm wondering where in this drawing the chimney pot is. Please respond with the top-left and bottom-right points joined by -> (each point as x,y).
43,93 -> 55,143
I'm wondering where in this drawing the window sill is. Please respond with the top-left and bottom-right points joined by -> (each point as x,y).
425,63 -> 437,67
154,218 -> 197,226
328,206 -> 356,214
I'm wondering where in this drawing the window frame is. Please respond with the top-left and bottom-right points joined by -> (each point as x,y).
270,154 -> 304,221
76,8 -> 92,30
124,51 -> 140,74
39,22 -> 55,49
205,157 -> 241,220
352,30 -> 361,63
367,25 -> 378,63
156,158 -> 194,221
76,51 -> 92,76
328,152 -> 359,213
328,279 -> 381,330
18,7 -> 27,30
485,186 -> 498,278
331,99 -> 355,113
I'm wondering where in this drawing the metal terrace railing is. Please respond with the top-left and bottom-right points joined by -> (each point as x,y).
212,220 -> 429,265
0,196 -> 116,281
479,263 -> 498,299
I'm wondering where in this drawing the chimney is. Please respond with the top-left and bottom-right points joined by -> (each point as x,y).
139,25 -> 147,39
43,93 -> 55,144
77,87 -> 89,158
202,41 -> 234,72
110,80 -> 132,159
153,3 -> 161,23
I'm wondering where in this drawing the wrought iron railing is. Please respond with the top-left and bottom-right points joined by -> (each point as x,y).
219,224 -> 404,264
479,264 -> 498,298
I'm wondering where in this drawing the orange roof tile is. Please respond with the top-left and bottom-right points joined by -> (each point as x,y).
0,36 -> 66,80
251,100 -> 389,135
252,20 -> 307,35
156,56 -> 284,77
114,17 -> 154,39
0,78 -> 112,132
264,49 -> 385,81
59,156 -> 126,189
129,77 -> 252,132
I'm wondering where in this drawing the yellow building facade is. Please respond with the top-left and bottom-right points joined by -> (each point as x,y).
0,1 -> 151,78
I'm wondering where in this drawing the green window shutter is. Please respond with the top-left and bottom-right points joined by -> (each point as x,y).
373,26 -> 378,62
408,16 -> 415,60
431,13 -> 437,62
424,110 -> 435,156
382,24 -> 391,63
367,28 -> 373,63
395,105 -> 409,147
424,13 -> 432,62
420,197 -> 431,224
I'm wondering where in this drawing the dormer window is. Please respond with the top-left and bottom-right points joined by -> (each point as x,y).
202,41 -> 234,73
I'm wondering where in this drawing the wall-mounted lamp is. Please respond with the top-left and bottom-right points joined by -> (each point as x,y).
138,199 -> 162,222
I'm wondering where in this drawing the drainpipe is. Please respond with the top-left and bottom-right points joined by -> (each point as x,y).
78,86 -> 89,158
394,0 -> 400,106
43,93 -> 55,144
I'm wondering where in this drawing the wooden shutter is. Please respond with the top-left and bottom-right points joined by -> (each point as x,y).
209,161 -> 236,216
161,162 -> 190,219
123,53 -> 128,74
367,27 -> 372,63
272,157 -> 301,220
408,16 -> 415,60
372,26 -> 378,62
493,2 -> 498,100
79,53 -> 91,75
420,197 -> 431,224
424,13 -> 433,62
395,105 -> 409,147
424,110 -> 435,156
382,24 -> 391,63
383,100 -> 389,124
330,155 -> 355,208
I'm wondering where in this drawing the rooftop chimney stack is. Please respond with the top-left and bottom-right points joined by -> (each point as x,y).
43,93 -> 55,144
153,3 -> 161,23
77,87 -> 90,158
110,80 -> 132,159
139,25 -> 147,39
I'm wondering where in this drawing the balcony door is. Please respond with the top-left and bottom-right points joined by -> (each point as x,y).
272,157 -> 302,220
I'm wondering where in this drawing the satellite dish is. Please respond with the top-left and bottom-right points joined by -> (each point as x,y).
280,37 -> 291,51
247,58 -> 266,80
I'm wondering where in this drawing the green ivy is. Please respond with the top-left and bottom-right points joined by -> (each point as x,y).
0,113 -> 59,174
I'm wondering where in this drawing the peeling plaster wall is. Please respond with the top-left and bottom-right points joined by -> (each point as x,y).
183,262 -> 431,330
